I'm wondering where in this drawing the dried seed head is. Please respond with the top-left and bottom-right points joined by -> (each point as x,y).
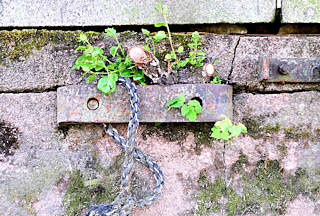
203,63 -> 215,77
128,47 -> 153,65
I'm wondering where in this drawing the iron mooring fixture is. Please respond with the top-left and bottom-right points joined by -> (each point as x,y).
259,56 -> 320,83
57,83 -> 233,124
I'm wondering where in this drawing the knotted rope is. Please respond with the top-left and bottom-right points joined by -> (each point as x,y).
87,77 -> 164,216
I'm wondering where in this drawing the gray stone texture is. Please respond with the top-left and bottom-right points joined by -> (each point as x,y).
0,0 -> 276,27
230,36 -> 320,91
282,0 -> 320,23
1,29 -> 320,215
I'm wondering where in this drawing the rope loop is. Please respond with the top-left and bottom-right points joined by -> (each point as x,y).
87,77 -> 164,216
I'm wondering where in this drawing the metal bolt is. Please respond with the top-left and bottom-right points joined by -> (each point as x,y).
278,64 -> 290,75
87,98 -> 99,110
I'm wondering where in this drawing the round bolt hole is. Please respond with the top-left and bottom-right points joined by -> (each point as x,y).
87,97 -> 99,110
190,97 -> 203,107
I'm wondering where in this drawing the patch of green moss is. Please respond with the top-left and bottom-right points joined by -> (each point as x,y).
196,159 -> 320,215
63,170 -> 120,216
243,116 -> 280,139
284,127 -> 312,140
0,29 -> 101,62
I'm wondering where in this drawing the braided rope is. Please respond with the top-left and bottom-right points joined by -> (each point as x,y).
87,77 -> 164,216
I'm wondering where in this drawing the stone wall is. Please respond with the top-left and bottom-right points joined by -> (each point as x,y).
0,1 -> 320,216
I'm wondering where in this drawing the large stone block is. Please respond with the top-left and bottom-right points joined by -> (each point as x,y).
282,0 -> 320,23
230,36 -> 320,90
0,0 -> 276,27
0,30 -> 239,92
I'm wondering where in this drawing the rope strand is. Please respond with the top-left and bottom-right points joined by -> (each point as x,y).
87,77 -> 164,216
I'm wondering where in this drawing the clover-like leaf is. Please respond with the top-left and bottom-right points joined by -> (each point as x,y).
97,73 -> 118,94
87,74 -> 96,84
154,22 -> 166,27
177,46 -> 184,53
153,31 -> 167,42
165,54 -> 172,60
105,28 -> 117,38
141,28 -> 150,36
166,93 -> 185,109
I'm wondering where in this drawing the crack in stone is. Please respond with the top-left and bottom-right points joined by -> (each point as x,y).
0,86 -> 61,94
227,37 -> 241,83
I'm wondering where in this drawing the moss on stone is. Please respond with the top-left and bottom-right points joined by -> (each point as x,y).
0,29 -> 101,62
196,158 -> 320,215
63,170 -> 120,216
284,127 -> 313,140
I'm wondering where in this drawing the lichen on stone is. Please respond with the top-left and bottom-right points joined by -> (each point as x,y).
195,157 -> 320,215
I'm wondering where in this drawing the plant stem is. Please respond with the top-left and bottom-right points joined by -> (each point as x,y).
164,16 -> 177,63
114,36 -> 125,57
152,39 -> 156,56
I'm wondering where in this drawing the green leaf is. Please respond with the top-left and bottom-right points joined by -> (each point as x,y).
153,31 -> 166,42
189,51 -> 195,57
215,116 -> 232,132
120,70 -> 131,77
177,46 -> 184,53
92,47 -> 103,56
141,28 -> 150,36
166,93 -> 185,109
210,126 -> 223,139
197,51 -> 206,56
133,73 -> 144,81
97,73 -> 118,95
75,46 -> 87,51
210,76 -> 222,84
179,60 -> 189,67
78,33 -> 88,42
110,46 -> 118,57
187,43 -> 195,49
154,22 -> 166,27
181,104 -> 189,116
87,74 -> 96,84
105,28 -> 117,38
192,31 -> 200,41
237,123 -> 247,133
189,100 -> 202,114
142,45 -> 151,52
186,109 -> 197,121
165,54 -> 172,60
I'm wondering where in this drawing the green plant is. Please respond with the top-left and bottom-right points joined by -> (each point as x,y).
166,93 -> 202,121
185,31 -> 206,67
154,3 -> 185,70
210,115 -> 247,141
72,28 -> 146,95
141,28 -> 166,55
210,76 -> 222,84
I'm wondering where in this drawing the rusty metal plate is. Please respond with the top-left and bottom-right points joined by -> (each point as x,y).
57,84 -> 232,124
259,56 -> 320,83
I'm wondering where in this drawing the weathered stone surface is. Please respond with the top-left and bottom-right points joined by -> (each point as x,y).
0,30 -> 240,92
0,0 -> 276,27
282,0 -> 320,23
217,91 -> 320,215
230,36 -> 320,90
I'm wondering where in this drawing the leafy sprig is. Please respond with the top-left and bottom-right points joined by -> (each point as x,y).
141,28 -> 166,55
210,115 -> 247,141
73,28 -> 146,95
166,93 -> 202,121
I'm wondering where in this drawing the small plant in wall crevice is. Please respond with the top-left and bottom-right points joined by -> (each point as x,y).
166,93 -> 202,122
210,115 -> 247,141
